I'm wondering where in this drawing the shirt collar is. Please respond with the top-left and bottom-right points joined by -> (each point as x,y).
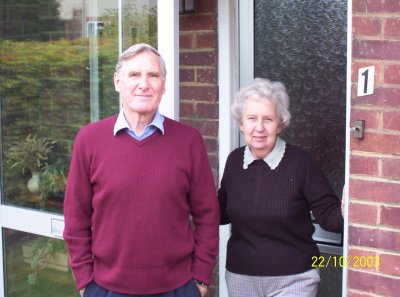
113,109 -> 165,136
243,137 -> 286,170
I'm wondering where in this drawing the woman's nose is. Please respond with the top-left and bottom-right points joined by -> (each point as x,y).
255,120 -> 265,131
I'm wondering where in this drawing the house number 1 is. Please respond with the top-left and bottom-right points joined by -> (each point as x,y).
357,66 -> 375,97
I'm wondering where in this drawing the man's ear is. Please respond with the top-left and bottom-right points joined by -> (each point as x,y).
114,72 -> 120,92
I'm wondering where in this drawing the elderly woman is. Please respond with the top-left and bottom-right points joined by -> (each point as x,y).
218,78 -> 343,297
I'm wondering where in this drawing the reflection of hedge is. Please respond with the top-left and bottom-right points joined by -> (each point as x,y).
0,38 -> 119,146
1,38 -> 119,210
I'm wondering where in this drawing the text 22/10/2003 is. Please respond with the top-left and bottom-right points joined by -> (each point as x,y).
311,255 -> 380,268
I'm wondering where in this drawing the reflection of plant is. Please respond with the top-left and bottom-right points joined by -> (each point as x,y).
25,237 -> 68,286
7,135 -> 56,174
39,160 -> 68,208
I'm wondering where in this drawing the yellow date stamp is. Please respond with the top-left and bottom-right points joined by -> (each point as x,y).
311,255 -> 380,268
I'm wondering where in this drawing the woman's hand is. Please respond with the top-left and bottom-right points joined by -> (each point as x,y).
341,184 -> 347,217
79,288 -> 85,297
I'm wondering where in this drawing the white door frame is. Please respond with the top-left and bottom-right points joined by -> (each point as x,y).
217,1 -> 239,296
217,1 -> 351,296
0,1 -> 179,296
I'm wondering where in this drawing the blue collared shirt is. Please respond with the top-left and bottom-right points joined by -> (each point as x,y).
113,109 -> 165,140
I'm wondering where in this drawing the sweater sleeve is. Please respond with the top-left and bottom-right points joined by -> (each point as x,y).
63,131 -> 94,290
303,155 -> 344,233
187,132 -> 219,285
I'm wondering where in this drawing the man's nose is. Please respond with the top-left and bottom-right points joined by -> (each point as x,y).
138,76 -> 149,87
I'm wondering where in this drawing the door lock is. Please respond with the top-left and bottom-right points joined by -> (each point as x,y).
352,120 -> 365,139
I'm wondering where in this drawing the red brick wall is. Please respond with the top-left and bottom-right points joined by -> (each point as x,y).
349,1 -> 400,296
179,1 -> 219,185
179,2 -> 219,297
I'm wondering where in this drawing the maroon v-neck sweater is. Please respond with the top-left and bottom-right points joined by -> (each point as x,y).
63,115 -> 219,294
219,144 -> 343,276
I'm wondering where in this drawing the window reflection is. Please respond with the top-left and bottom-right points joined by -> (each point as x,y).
4,228 -> 78,297
0,2 -> 158,297
1,1 -> 158,296
1,0 -> 157,214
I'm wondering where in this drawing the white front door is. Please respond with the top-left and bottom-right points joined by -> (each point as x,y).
218,1 -> 350,296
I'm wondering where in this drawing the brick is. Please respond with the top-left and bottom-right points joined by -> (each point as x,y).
349,226 -> 400,252
379,253 -> 400,276
351,87 -> 400,107
348,248 -> 378,272
180,101 -> 195,118
351,133 -> 400,155
350,109 -> 379,130
349,179 -> 400,204
180,68 -> 195,82
180,15 -> 216,31
197,68 -> 217,84
208,154 -> 218,169
353,0 -> 400,13
349,202 -> 378,225
351,62 -> 381,84
384,18 -> 400,38
348,292 -> 375,297
353,16 -> 381,37
211,168 -> 218,186
382,157 -> 400,179
353,40 -> 400,60
197,32 -> 217,48
181,119 -> 218,137
179,34 -> 194,49
348,269 -> 400,297
384,65 -> 400,84
196,103 -> 218,119
195,1 -> 217,14
380,206 -> 400,228
180,86 -> 217,102
180,51 -> 216,67
350,155 -> 378,175
383,111 -> 400,131
203,138 -> 217,152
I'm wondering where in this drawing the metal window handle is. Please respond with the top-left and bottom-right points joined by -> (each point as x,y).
352,120 -> 365,139
51,218 -> 64,239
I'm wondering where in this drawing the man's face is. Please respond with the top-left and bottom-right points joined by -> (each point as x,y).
114,51 -> 166,117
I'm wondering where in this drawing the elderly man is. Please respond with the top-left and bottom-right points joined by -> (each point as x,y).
63,43 -> 219,297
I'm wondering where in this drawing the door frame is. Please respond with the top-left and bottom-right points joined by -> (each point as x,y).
217,0 -> 351,296
0,1 -> 179,296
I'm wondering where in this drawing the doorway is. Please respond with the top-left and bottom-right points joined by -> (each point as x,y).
218,0 -> 347,296
240,1 -> 347,296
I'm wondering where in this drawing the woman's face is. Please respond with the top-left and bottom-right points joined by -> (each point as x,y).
240,98 -> 282,159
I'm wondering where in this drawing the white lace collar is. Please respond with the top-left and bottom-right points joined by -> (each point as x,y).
243,137 -> 286,170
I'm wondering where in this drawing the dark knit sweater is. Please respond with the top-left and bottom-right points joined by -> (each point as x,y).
219,144 -> 343,276
63,115 -> 219,294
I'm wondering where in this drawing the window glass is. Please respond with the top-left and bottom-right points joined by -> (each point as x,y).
0,0 -> 157,214
1,1 -> 158,295
4,228 -> 78,297
253,0 -> 347,196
